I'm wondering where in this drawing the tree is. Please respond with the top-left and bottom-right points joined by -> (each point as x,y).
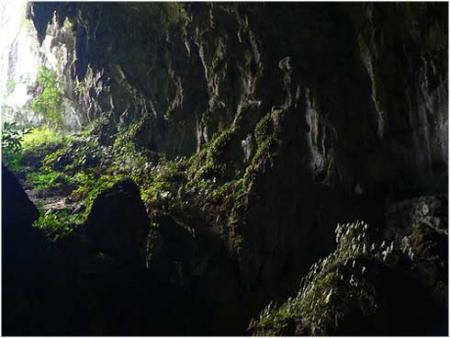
31,66 -> 63,127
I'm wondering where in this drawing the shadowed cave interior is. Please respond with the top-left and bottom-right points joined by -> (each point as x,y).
1,2 -> 449,336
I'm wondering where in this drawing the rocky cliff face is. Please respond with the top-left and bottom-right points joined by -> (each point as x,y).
29,3 -> 447,192
7,2 -> 447,335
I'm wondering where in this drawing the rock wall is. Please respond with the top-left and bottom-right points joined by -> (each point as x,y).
19,2 -> 448,335
29,2 -> 447,193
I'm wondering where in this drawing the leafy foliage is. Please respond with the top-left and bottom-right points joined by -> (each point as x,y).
31,66 -> 64,127
2,122 -> 30,154
26,171 -> 72,191
22,125 -> 65,150
33,210 -> 83,241
2,122 -> 31,171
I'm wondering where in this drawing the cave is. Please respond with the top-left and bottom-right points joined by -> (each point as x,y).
1,2 -> 448,336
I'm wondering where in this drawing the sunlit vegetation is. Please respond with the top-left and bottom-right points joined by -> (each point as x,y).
31,66 -> 64,127
33,210 -> 83,241
22,125 -> 65,150
2,122 -> 30,171
2,100 -> 276,245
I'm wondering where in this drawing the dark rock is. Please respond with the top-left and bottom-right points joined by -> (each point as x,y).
2,165 -> 39,236
147,214 -> 247,335
2,166 -> 47,335
309,258 -> 441,336
386,195 -> 448,314
386,194 -> 448,239
85,179 -> 149,266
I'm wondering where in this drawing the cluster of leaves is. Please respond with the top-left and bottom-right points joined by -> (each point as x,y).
250,221 -> 398,336
33,210 -> 83,241
31,66 -> 64,127
6,80 -> 16,95
2,122 -> 31,154
26,170 -> 72,191
2,122 -> 31,171
135,112 -> 279,229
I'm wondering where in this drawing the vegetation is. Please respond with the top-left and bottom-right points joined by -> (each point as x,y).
2,100 -> 277,247
2,122 -> 31,171
22,125 -> 64,150
250,221 -> 398,335
31,66 -> 64,127
33,210 -> 83,241
2,122 -> 30,154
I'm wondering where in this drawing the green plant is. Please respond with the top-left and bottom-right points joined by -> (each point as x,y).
74,79 -> 86,96
33,210 -> 82,240
22,125 -> 64,150
71,171 -> 126,217
2,122 -> 31,171
31,66 -> 63,127
2,122 -> 30,153
26,170 -> 72,191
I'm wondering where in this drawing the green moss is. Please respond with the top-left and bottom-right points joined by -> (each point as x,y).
140,159 -> 185,208
3,151 -> 23,172
22,125 -> 66,147
71,172 -> 126,217
188,127 -> 235,182
254,113 -> 274,145
33,210 -> 83,241
13,106 -> 278,248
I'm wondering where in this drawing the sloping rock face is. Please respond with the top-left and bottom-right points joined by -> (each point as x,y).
21,2 -> 449,335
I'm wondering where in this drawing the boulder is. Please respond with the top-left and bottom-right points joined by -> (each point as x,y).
2,165 -> 39,237
85,179 -> 149,266
2,166 -> 46,335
